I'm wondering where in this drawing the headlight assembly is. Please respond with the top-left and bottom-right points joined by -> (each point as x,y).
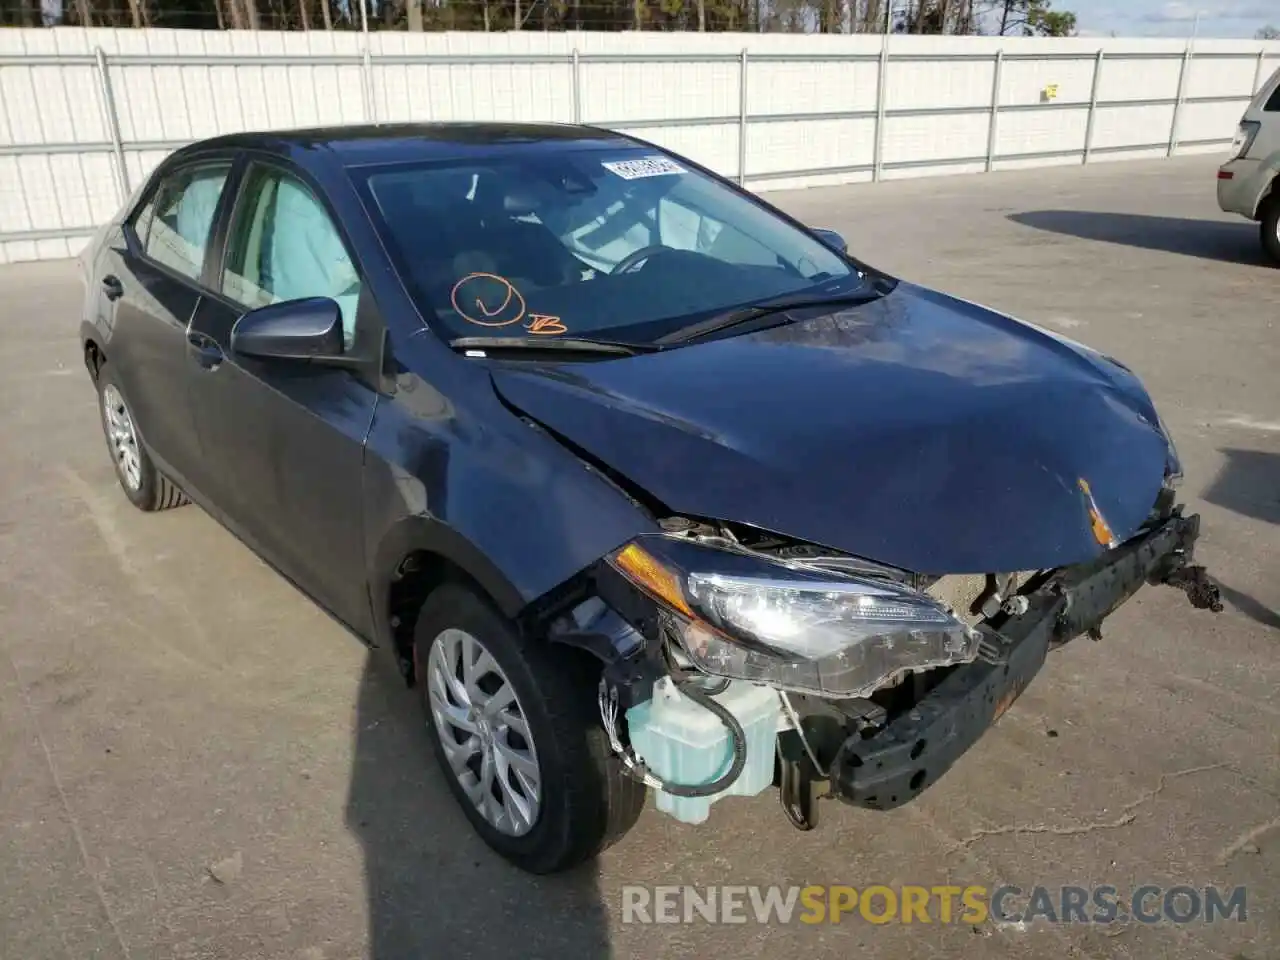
607,535 -> 982,698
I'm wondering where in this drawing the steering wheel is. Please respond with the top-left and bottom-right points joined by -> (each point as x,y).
612,244 -> 673,275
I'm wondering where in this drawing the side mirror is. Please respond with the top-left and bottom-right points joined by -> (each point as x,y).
811,228 -> 848,255
231,297 -> 344,362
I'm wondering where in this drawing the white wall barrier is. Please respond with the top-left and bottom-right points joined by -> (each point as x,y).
0,27 -> 1276,263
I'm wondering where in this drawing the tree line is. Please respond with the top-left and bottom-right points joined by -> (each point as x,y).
2,0 -> 1076,36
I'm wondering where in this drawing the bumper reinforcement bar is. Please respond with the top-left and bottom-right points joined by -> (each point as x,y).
826,511 -> 1216,812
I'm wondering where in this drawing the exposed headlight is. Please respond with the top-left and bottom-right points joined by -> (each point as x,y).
607,535 -> 981,698
1228,120 -> 1260,162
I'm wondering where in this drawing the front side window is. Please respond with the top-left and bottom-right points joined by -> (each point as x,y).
135,163 -> 231,282
359,148 -> 859,344
221,166 -> 362,348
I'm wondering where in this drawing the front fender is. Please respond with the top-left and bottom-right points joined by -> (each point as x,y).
362,360 -> 659,644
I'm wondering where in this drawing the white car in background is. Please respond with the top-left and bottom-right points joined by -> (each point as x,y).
1219,63 -> 1280,264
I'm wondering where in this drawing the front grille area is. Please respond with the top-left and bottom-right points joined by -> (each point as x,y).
926,572 -> 1036,625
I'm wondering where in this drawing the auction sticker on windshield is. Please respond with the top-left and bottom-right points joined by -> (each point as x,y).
602,156 -> 687,180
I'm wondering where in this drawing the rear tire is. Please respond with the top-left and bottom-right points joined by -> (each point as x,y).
1261,194 -> 1280,266
413,582 -> 645,874
96,363 -> 190,512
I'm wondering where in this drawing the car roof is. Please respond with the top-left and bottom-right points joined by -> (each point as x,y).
178,122 -> 640,170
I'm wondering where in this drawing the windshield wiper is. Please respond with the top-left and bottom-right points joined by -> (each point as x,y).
448,336 -> 655,356
656,288 -> 887,345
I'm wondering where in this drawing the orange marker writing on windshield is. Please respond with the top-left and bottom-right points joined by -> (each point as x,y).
527,314 -> 567,335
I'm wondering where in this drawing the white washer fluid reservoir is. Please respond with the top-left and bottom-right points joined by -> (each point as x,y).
625,677 -> 782,825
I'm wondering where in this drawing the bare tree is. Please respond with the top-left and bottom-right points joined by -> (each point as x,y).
125,0 -> 148,27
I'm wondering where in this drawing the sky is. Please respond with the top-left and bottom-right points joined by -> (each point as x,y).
1067,1 -> 1277,38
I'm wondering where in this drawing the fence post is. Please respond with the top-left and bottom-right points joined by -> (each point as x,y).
1168,41 -> 1192,157
872,35 -> 889,182
363,45 -> 376,123
737,48 -> 748,187
1253,49 -> 1267,94
985,49 -> 1003,173
94,47 -> 129,201
571,49 -> 581,124
1082,48 -> 1104,164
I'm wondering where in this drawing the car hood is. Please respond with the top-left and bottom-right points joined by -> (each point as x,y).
488,282 -> 1171,574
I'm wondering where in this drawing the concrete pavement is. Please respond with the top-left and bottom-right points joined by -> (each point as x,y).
1,155 -> 1276,959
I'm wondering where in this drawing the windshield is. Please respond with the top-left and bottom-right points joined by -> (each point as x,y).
356,146 -> 860,344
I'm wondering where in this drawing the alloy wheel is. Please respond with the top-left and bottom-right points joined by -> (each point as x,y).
102,384 -> 142,492
425,627 -> 542,837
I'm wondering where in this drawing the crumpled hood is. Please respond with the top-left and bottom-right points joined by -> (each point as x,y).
489,282 -> 1171,574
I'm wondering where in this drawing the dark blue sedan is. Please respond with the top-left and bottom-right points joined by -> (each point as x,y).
78,122 -> 1221,874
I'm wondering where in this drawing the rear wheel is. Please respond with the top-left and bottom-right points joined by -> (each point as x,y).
1261,194 -> 1280,266
96,364 -> 189,512
413,582 -> 645,874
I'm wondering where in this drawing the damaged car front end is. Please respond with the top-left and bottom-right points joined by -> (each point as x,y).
476,273 -> 1223,842
542,483 -> 1219,835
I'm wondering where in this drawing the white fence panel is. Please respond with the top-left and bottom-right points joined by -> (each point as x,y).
997,107 -> 1090,158
747,60 -> 879,117
0,28 -> 1276,262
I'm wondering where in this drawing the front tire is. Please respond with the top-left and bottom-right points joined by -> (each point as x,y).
413,583 -> 645,874
1261,194 -> 1280,266
96,363 -> 189,512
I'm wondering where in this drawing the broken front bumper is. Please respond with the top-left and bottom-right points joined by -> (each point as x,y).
827,511 -> 1216,811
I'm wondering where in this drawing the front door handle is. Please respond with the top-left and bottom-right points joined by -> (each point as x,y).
187,332 -> 223,371
101,275 -> 124,301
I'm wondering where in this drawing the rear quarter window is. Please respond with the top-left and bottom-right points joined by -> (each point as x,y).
1260,66 -> 1280,111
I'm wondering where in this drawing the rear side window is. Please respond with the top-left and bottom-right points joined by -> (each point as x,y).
133,163 -> 231,282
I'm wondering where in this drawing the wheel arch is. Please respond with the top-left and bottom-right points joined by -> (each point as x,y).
371,515 -> 528,683
82,327 -> 106,382
1257,172 -> 1276,218
1248,153 -> 1280,219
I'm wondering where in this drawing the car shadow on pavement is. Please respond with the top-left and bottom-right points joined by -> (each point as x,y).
1215,582 -> 1280,632
1202,448 -> 1280,632
1203,448 -> 1280,527
1007,210 -> 1267,266
345,650 -> 613,960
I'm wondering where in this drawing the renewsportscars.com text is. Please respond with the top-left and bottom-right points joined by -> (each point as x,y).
620,884 -> 1248,926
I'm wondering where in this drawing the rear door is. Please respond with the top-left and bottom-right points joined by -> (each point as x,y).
185,158 -> 381,631
103,159 -> 235,489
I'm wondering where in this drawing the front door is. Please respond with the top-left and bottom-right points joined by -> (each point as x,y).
186,161 -> 380,632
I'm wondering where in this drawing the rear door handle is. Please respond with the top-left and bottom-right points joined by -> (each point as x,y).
187,331 -> 223,371
101,275 -> 124,301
